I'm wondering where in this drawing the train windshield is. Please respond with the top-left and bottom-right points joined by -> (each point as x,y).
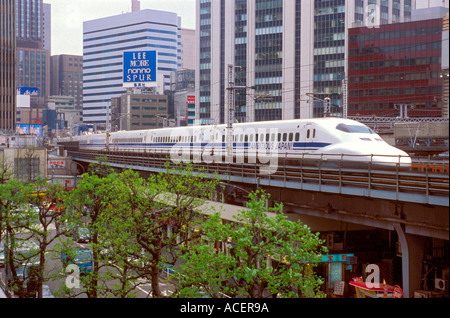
336,123 -> 374,134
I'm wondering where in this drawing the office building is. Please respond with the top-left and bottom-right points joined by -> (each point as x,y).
110,91 -> 168,131
15,0 -> 50,101
348,8 -> 448,117
83,9 -> 181,127
0,0 -> 16,131
172,69 -> 195,126
196,0 -> 415,124
181,28 -> 196,70
50,54 -> 83,109
442,12 -> 449,118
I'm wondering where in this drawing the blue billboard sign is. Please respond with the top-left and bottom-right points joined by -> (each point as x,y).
17,87 -> 39,95
123,51 -> 158,88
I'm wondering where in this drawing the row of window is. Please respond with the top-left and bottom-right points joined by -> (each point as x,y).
349,85 -> 442,97
151,130 -> 316,144
349,70 -> 442,83
349,25 -> 442,43
349,56 -> 441,70
349,41 -> 441,57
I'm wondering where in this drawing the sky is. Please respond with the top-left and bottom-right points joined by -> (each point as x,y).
44,0 -> 448,56
44,0 -> 196,56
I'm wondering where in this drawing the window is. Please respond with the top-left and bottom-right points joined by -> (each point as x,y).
336,123 -> 374,134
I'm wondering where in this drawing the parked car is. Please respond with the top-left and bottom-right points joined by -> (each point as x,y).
72,227 -> 91,243
0,241 -> 5,267
61,249 -> 93,274
42,284 -> 55,298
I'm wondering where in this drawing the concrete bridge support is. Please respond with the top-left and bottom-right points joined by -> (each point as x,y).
394,223 -> 426,298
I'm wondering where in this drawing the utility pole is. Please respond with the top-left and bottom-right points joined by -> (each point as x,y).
342,79 -> 348,118
226,64 -> 235,160
226,64 -> 253,160
395,104 -> 410,119
305,93 -> 336,117
324,97 -> 331,117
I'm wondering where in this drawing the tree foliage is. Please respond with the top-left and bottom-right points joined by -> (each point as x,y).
174,190 -> 328,298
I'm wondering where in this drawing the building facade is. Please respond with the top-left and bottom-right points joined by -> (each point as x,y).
196,0 -> 415,124
348,16 -> 446,117
15,0 -> 50,101
82,9 -> 181,127
0,0 -> 16,131
110,92 -> 168,131
442,12 -> 449,118
181,28 -> 196,70
50,54 -> 83,110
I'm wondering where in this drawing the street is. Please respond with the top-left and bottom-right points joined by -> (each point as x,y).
1,221 -> 176,298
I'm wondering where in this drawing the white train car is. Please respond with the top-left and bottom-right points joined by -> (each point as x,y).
58,118 -> 411,169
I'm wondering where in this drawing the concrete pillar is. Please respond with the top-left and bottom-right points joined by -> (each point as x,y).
394,223 -> 426,298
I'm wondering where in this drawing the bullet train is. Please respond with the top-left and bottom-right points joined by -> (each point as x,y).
57,118 -> 412,170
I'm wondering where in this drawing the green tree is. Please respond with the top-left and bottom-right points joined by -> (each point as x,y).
61,163 -> 117,298
100,164 -> 218,298
22,177 -> 68,298
175,190 -> 328,298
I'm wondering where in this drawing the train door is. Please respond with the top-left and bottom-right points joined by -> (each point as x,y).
305,123 -> 316,143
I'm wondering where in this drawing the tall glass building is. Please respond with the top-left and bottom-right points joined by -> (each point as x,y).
82,9 -> 181,126
196,0 -> 415,124
15,0 -> 50,100
0,0 -> 16,131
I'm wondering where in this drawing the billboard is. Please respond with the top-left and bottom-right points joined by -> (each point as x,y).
16,124 -> 43,137
123,51 -> 158,88
17,87 -> 39,96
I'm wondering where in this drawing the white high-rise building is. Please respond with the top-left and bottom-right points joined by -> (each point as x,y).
83,9 -> 181,126
196,0 -> 416,124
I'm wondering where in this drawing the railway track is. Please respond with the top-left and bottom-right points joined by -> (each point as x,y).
68,150 -> 449,203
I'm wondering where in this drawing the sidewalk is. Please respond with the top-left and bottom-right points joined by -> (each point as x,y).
0,287 -> 7,298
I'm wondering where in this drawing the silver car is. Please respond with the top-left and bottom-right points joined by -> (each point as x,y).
0,242 -> 5,267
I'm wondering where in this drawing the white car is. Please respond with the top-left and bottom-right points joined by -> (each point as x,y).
0,241 -> 5,267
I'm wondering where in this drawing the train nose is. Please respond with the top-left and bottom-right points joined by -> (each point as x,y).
365,144 -> 412,169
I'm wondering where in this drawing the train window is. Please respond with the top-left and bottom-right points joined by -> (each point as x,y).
295,133 -> 300,141
336,123 -> 374,134
289,133 -> 293,141
240,135 -> 243,142
271,133 -> 276,141
278,133 -> 281,142
266,134 -> 269,142
307,130 -> 310,139
313,129 -> 316,138
245,135 -> 248,142
250,134 -> 253,142
283,133 -> 287,141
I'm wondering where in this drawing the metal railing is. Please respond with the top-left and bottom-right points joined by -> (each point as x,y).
68,150 -> 449,207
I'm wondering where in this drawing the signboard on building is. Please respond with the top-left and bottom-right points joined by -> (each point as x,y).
16,124 -> 43,137
17,87 -> 39,96
48,160 -> 66,169
16,87 -> 39,108
123,51 -> 158,88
